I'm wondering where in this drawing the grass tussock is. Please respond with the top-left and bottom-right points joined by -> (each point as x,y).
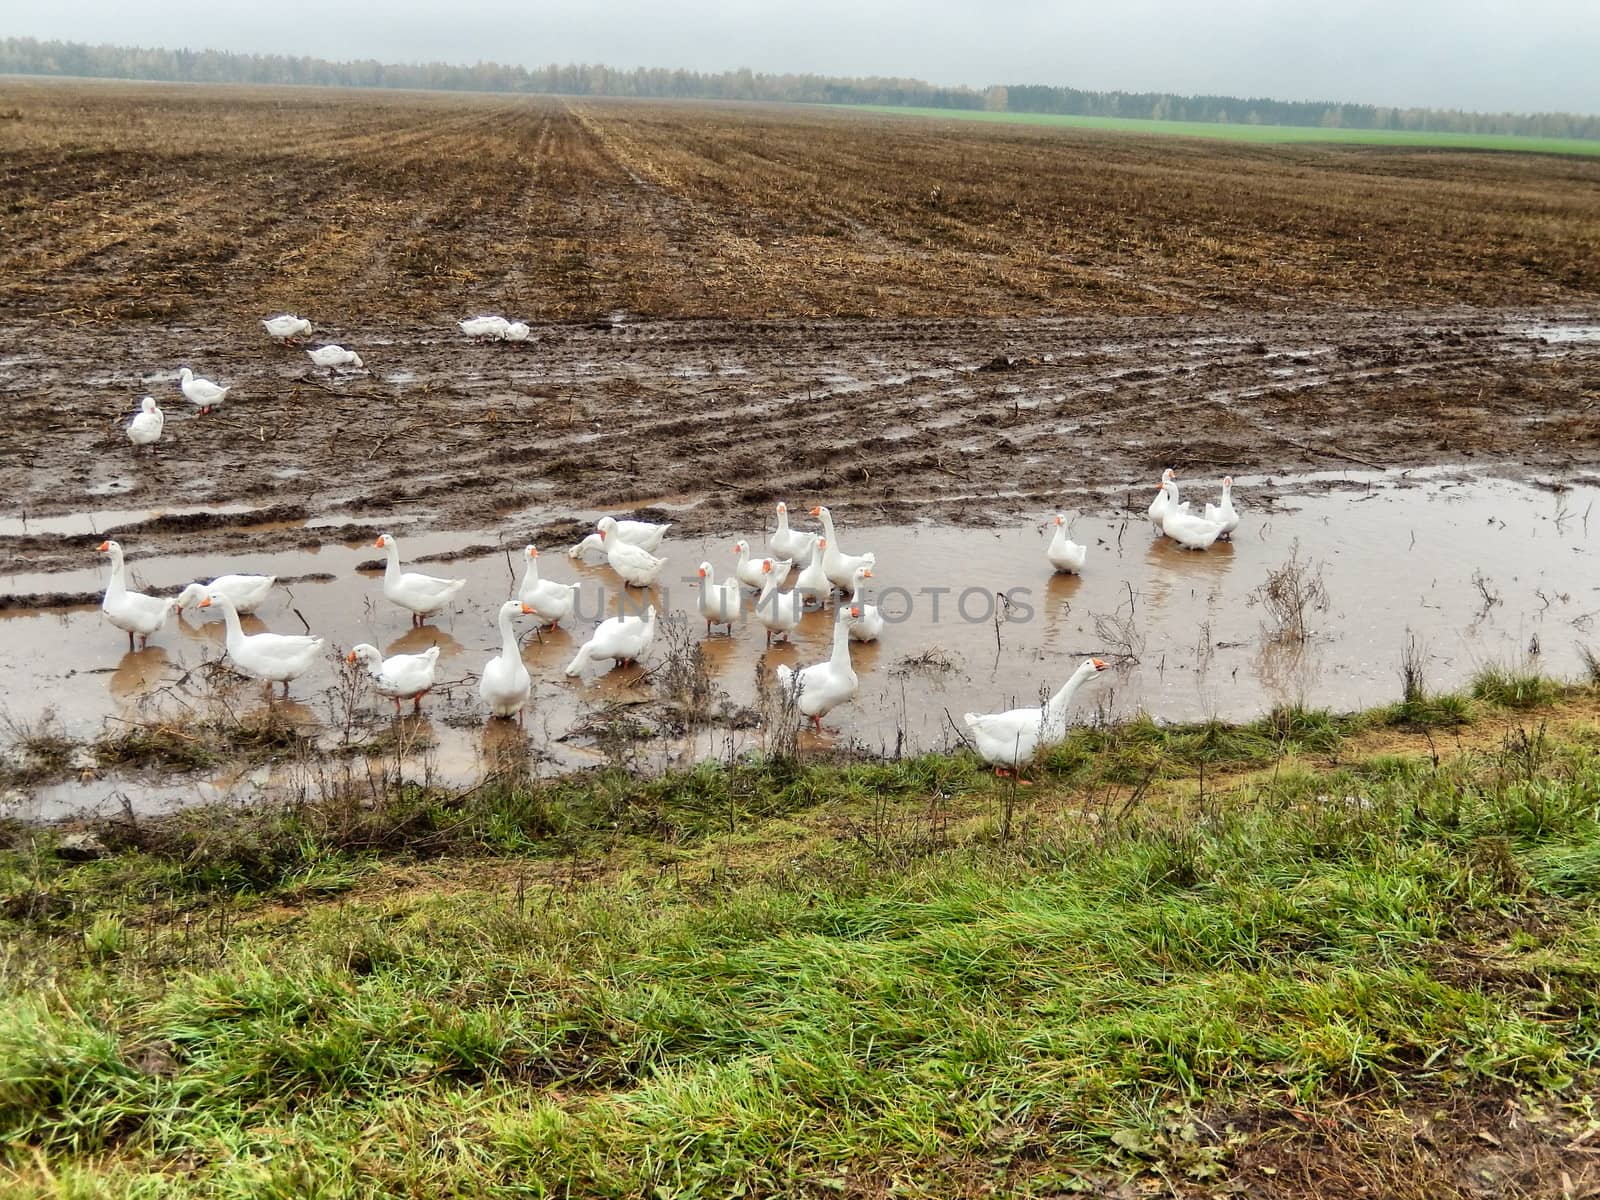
1470,665 -> 1565,710
0,686 -> 1598,1196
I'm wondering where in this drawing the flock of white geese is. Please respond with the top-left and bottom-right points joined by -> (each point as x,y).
107,313 -> 1243,776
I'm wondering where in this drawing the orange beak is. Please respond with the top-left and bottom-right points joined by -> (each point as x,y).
808,506 -> 822,517
697,568 -> 707,577
529,547 -> 539,558
1092,658 -> 1107,670
199,597 -> 213,609
372,537 -> 384,548
96,540 -> 110,552
850,606 -> 862,618
863,568 -> 874,578
598,530 -> 606,541
346,651 -> 357,663
520,603 -> 535,614
762,560 -> 772,570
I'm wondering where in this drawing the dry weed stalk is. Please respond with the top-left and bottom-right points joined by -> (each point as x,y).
1249,540 -> 1329,643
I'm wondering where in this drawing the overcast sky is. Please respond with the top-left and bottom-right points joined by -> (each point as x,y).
10,0 -> 1599,113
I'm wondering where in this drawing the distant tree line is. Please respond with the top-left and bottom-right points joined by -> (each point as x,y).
997,84 -> 1600,140
3,36 -> 1595,141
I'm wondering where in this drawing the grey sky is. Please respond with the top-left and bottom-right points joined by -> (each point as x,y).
10,0 -> 1599,113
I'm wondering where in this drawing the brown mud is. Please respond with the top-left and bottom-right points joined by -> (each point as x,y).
2,310 -> 1598,580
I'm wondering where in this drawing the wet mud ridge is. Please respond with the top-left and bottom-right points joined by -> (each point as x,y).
2,309 -> 1597,576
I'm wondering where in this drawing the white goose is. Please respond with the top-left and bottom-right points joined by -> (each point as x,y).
176,574 -> 276,616
769,501 -> 819,568
603,535 -> 668,588
459,316 -> 510,340
348,644 -> 441,713
199,591 -> 323,695
1046,514 -> 1088,573
178,368 -> 229,414
565,605 -> 657,677
597,515 -> 671,552
846,565 -> 883,643
734,539 -> 789,589
1159,479 -> 1226,550
479,600 -> 532,721
262,314 -> 312,342
306,345 -> 364,370
810,506 -> 876,592
696,562 -> 742,635
793,536 -> 833,607
964,658 -> 1108,778
1203,476 -> 1240,539
126,397 -> 163,451
775,605 -> 859,732
518,545 -> 580,627
97,539 -> 174,650
568,532 -> 606,561
568,517 -> 671,560
1147,468 -> 1178,532
753,558 -> 805,646
374,533 -> 468,625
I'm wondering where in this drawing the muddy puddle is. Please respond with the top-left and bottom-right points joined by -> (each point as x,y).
2,470 -> 1596,820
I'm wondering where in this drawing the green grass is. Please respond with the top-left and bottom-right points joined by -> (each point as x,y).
838,104 -> 1600,157
1,686 -> 1598,1195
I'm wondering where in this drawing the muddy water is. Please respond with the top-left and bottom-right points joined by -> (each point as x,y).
3,472 -> 1596,819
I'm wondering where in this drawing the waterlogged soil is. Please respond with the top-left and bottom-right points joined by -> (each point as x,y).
3,471 -> 1595,820
1,310 -> 1598,582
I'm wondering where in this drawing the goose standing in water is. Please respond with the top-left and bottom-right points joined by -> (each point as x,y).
349,644 -> 442,714
199,591 -> 323,696
373,533 -> 468,625
97,539 -> 174,650
1046,513 -> 1087,573
775,605 -> 860,733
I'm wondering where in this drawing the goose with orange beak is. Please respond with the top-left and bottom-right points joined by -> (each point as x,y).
769,501 -> 818,568
97,539 -> 175,651
1203,476 -> 1240,539
517,545 -> 580,627
775,604 -> 859,733
846,564 -> 883,642
1046,513 -> 1087,574
963,658 -> 1108,781
734,539 -> 789,589
753,558 -> 805,646
199,590 -> 323,696
480,600 -> 533,721
348,643 -> 441,714
1147,468 -> 1178,533
696,561 -> 742,635
373,533 -> 468,626
809,506 -> 876,593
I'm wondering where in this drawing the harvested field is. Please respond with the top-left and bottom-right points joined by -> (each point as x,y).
2,78 -> 1600,324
